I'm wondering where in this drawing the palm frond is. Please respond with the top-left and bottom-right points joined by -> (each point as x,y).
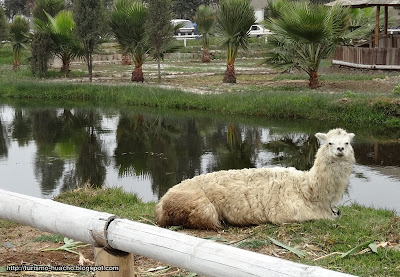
215,0 -> 255,61
195,5 -> 216,35
110,0 -> 149,63
264,0 -> 352,74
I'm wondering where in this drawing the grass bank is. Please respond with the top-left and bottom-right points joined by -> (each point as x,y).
51,187 -> 399,277
1,79 -> 400,128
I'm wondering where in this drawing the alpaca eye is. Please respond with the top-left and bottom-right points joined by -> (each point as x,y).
345,142 -> 349,145
328,142 -> 333,145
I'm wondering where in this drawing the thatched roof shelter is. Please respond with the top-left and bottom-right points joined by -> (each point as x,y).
326,0 -> 400,47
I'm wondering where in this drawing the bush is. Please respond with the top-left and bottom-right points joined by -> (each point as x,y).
0,7 -> 8,42
31,32 -> 54,77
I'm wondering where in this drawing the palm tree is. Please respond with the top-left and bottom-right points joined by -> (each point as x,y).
9,16 -> 30,70
30,0 -> 65,77
32,0 -> 65,22
110,0 -> 149,82
215,0 -> 255,83
195,5 -> 216,63
263,0 -> 351,89
38,10 -> 82,76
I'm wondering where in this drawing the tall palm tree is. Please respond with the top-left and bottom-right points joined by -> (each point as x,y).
110,0 -> 149,82
263,0 -> 351,89
9,16 -> 30,70
39,10 -> 82,76
215,0 -> 255,83
195,5 -> 216,63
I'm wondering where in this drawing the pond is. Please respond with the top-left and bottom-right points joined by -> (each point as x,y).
0,103 -> 399,214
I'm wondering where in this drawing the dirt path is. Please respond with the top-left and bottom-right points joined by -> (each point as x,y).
1,223 -> 300,277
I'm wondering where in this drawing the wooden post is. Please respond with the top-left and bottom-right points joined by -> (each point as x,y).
94,247 -> 135,277
384,6 -> 388,35
375,5 -> 380,48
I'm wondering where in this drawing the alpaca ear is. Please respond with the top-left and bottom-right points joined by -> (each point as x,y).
315,132 -> 327,143
348,133 -> 355,141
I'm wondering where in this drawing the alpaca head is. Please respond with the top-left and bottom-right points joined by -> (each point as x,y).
315,128 -> 355,160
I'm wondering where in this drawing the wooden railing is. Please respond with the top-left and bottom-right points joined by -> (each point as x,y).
0,189 -> 355,277
333,45 -> 400,69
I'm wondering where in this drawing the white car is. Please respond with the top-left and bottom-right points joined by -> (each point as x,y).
171,19 -> 195,36
388,26 -> 400,34
249,24 -> 272,38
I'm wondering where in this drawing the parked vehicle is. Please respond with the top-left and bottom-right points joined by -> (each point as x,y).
249,24 -> 272,38
171,19 -> 195,36
388,25 -> 400,34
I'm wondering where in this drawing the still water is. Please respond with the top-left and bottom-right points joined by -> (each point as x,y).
0,103 -> 399,214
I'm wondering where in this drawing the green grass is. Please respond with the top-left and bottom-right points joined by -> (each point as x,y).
0,46 -> 14,65
54,187 -> 400,277
54,187 -> 155,222
0,219 -> 19,229
0,44 -> 29,66
34,234 -> 65,243
0,78 -> 398,127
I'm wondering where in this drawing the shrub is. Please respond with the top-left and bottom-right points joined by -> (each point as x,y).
31,31 -> 54,77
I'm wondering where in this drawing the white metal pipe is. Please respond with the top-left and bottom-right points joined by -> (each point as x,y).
0,189 -> 113,246
106,218 -> 354,277
0,189 -> 355,277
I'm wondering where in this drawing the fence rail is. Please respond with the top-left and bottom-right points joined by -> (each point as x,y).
333,45 -> 400,69
0,189 -> 355,277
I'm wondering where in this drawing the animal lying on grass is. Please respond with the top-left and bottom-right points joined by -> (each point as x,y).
156,128 -> 355,230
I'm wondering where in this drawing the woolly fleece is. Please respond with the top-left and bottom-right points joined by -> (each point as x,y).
155,128 -> 356,230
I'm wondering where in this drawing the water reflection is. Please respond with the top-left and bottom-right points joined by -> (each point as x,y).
263,133 -> 319,170
0,103 -> 399,213
12,109 -> 32,146
0,118 -> 7,158
214,124 -> 258,170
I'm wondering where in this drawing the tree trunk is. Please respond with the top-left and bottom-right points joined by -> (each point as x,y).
87,53 -> 93,82
157,51 -> 161,83
223,63 -> 236,83
309,70 -> 320,89
61,58 -> 70,77
131,64 -> 144,83
202,48 -> 210,63
12,60 -> 19,71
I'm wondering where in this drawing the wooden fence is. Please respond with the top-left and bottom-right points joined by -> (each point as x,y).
0,189 -> 355,277
333,45 -> 400,69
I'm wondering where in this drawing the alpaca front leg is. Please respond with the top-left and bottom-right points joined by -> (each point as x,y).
330,206 -> 341,219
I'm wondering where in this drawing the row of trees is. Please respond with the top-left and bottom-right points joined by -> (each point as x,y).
110,0 -> 254,83
2,0 -> 376,87
0,0 -> 218,20
1,0 -> 255,83
1,0 -> 105,81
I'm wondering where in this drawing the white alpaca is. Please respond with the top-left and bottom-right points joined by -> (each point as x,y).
155,128 -> 355,230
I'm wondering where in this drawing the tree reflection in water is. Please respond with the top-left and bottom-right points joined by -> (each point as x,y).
114,114 -> 204,198
11,108 -> 109,195
0,118 -> 8,158
263,133 -> 319,171
213,124 -> 258,170
4,105 -> 400,201
12,109 -> 32,147
31,109 -> 65,195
